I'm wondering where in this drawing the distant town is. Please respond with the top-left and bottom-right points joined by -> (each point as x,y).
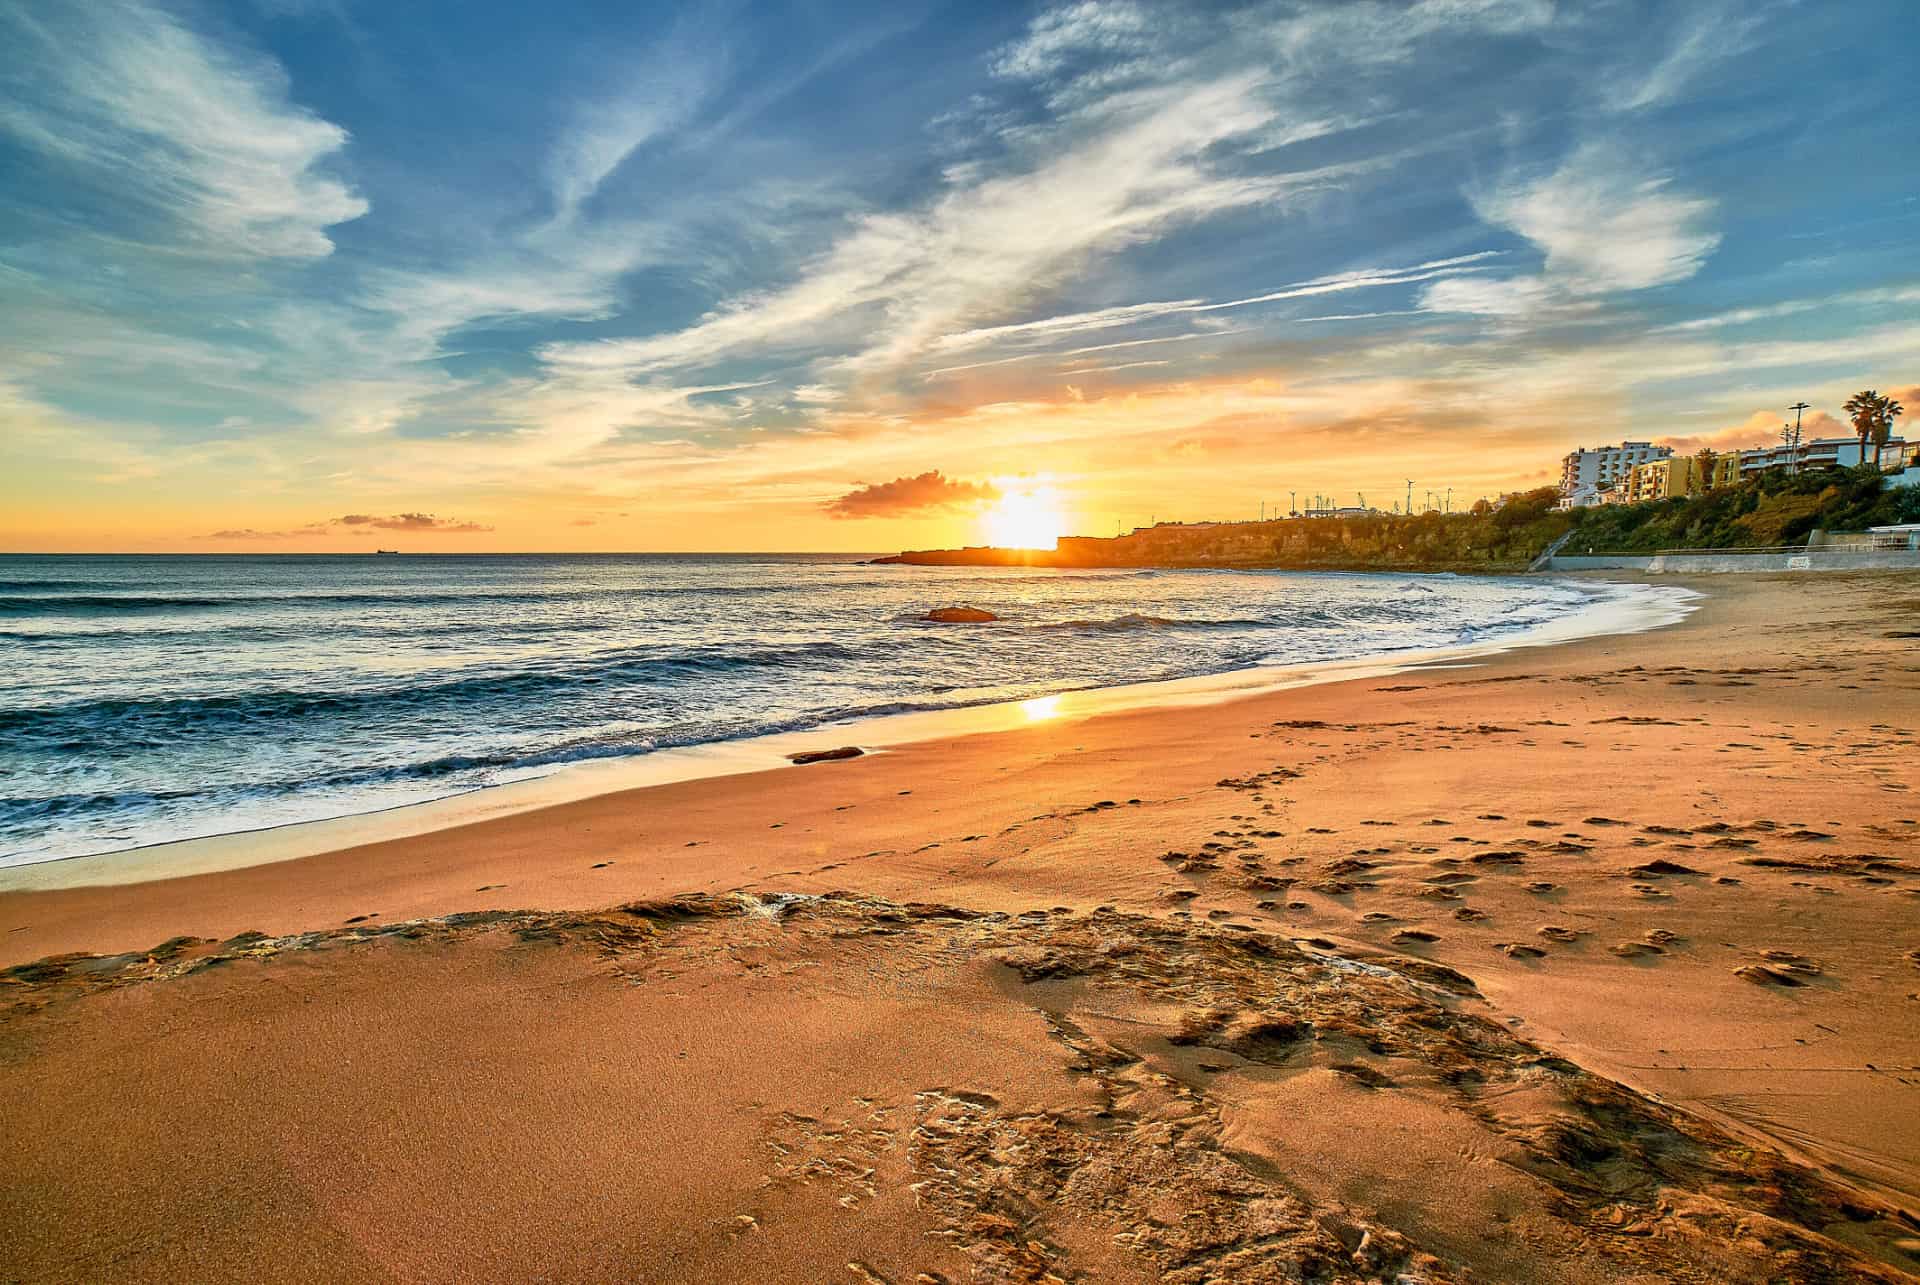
1553,429 -> 1913,512
1134,402 -> 1915,530
877,392 -> 1917,572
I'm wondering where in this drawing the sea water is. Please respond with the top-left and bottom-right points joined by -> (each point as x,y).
0,554 -> 1644,864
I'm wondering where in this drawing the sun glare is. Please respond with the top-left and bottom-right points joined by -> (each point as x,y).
1020,694 -> 1062,722
981,484 -> 1065,550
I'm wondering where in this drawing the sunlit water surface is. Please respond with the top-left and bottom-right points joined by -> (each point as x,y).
1,554 -> 1636,863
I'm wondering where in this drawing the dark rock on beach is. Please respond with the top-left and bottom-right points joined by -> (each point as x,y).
788,746 -> 865,765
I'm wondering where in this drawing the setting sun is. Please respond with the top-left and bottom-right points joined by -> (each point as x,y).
981,483 -> 1065,550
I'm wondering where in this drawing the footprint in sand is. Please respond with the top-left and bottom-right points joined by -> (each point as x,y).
1759,949 -> 1823,976
1735,964 -> 1806,987
1627,859 -> 1702,878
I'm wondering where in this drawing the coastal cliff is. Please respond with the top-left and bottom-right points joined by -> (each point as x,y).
876,488 -> 1572,572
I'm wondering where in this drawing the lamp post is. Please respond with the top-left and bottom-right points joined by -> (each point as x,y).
1787,401 -> 1809,473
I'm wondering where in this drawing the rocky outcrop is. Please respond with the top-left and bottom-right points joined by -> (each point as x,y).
923,606 -> 997,623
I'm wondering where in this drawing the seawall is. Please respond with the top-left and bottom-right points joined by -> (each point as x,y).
1547,550 -> 1920,574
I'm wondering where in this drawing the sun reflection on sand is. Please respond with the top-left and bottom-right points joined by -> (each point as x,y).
1020,694 -> 1062,722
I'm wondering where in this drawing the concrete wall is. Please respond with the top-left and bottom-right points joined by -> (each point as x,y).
1547,555 -> 1662,570
1546,550 -> 1920,574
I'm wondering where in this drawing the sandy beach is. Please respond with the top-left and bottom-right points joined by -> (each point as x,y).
4,571 -> 1917,1283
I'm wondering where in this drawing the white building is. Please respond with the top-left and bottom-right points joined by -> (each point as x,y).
1557,441 -> 1672,509
1737,436 -> 1909,475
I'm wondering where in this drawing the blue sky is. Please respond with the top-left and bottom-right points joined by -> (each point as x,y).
1,0 -> 1915,549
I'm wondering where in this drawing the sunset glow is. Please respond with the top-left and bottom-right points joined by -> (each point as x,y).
981,484 -> 1066,551
0,1 -> 1911,554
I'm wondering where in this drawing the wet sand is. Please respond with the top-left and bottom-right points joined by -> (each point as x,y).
3,573 -> 1918,1282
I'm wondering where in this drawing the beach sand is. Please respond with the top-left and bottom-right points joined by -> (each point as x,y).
2,572 -> 1917,1282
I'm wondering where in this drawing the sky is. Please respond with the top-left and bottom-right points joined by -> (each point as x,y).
1,0 -> 1916,553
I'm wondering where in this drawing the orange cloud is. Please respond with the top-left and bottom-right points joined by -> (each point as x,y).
825,470 -> 999,519
1655,409 -> 1845,455
204,525 -> 330,540
331,512 -> 492,532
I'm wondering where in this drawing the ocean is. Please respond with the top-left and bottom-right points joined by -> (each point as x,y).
0,554 -> 1647,865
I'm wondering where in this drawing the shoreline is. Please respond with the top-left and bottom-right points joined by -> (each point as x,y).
5,570 -> 1918,1282
1,574 -> 1694,891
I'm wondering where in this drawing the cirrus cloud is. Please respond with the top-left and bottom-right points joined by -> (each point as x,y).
0,0 -> 367,259
1423,142 -> 1719,318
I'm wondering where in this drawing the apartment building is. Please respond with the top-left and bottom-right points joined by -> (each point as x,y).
1737,437 -> 1910,475
1628,452 -> 1744,503
1557,441 -> 1672,509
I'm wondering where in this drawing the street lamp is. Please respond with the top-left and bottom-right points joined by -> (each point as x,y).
1786,401 -> 1810,474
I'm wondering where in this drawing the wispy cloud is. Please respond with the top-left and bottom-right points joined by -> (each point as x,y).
1424,143 -> 1719,316
331,513 -> 493,532
1603,1 -> 1762,114
541,72 -> 1296,383
0,0 -> 365,258
932,252 -> 1503,355
545,23 -> 723,224
1651,286 -> 1920,334
989,1 -> 1155,82
204,525 -> 332,540
200,513 -> 494,540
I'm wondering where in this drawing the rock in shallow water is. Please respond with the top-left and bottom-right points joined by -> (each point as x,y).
924,606 -> 997,623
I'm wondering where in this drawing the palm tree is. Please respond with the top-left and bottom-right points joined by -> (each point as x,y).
1843,390 -> 1905,469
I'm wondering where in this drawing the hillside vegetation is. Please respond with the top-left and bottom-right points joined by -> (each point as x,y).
1559,466 -> 1918,552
